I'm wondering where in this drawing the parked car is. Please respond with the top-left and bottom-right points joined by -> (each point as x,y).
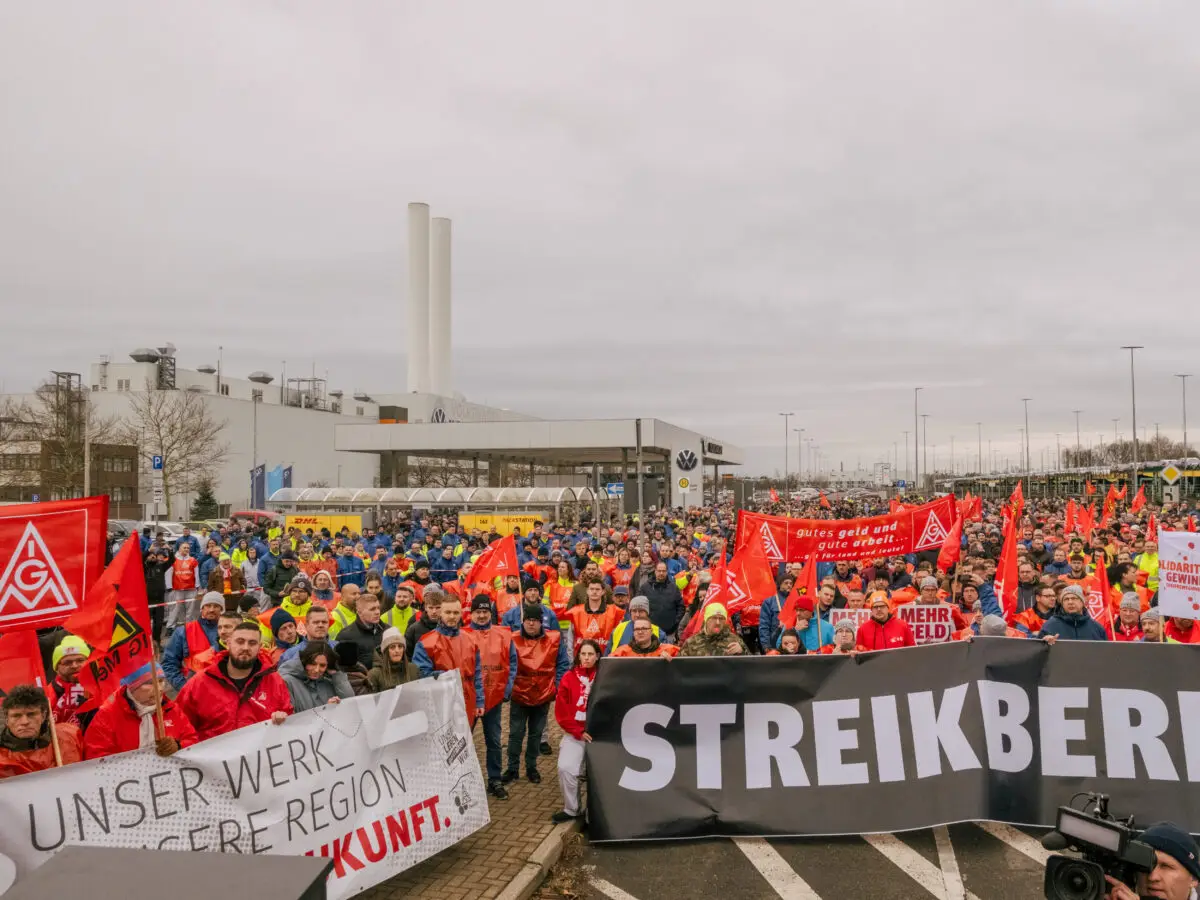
141,521 -> 186,545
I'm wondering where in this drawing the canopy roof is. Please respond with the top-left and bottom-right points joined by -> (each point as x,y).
268,485 -> 604,505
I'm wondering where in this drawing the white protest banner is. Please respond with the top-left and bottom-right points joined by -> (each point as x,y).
0,673 -> 488,900
828,609 -> 870,631
897,604 -> 955,644
1157,531 -> 1200,620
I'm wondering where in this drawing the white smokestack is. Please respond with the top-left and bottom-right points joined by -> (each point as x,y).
406,202 -> 431,393
430,216 -> 452,397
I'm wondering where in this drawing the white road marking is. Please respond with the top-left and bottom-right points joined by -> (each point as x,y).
862,833 -> 983,900
591,876 -> 643,900
933,826 -> 966,900
733,837 -> 825,899
976,821 -> 1052,865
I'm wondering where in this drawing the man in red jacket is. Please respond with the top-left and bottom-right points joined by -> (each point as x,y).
856,592 -> 916,651
176,621 -> 292,742
84,663 -> 199,759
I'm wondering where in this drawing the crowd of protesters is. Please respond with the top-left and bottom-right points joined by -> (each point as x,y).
2,490 -> 1196,827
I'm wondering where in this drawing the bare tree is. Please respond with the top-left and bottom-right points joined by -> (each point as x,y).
410,456 -> 476,487
118,390 -> 230,518
0,382 -> 117,497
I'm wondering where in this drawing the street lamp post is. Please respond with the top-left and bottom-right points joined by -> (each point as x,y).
1121,346 -> 1143,490
1021,398 -> 1032,474
779,413 -> 793,495
976,422 -> 982,475
794,427 -> 805,484
1176,374 -> 1191,456
902,431 -> 910,486
1072,410 -> 1082,466
914,387 -> 923,492
921,413 -> 929,490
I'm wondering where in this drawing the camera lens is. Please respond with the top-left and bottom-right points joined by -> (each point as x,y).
1045,858 -> 1105,900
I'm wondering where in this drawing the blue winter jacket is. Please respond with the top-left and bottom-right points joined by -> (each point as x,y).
336,554 -> 366,589
1039,611 -> 1109,642
161,617 -> 220,690
758,591 -> 788,651
429,554 -> 459,584
500,603 -> 562,633
797,617 -> 836,652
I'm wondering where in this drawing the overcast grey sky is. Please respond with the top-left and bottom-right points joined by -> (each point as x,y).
2,1 -> 1198,476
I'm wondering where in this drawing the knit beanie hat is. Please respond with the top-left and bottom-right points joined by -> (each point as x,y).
380,627 -> 405,652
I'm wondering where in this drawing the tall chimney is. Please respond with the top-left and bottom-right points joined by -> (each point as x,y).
406,202 -> 431,393
430,216 -> 452,397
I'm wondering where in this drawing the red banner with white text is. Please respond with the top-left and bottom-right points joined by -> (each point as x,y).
735,496 -> 957,564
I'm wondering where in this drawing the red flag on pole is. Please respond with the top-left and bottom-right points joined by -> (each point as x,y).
994,515 -> 1020,622
1064,499 -> 1076,536
779,553 -> 819,631
1130,485 -> 1146,514
1085,481 -> 1096,496
0,629 -> 45,698
818,492 -> 831,510
62,537 -> 154,710
1092,550 -> 1114,637
769,488 -> 779,503
0,496 -> 109,633
1115,485 -> 1127,501
1079,503 -> 1095,542
1146,512 -> 1158,537
466,534 -> 519,590
937,515 -> 964,574
724,539 -> 778,617
680,556 -> 728,643
1189,516 -> 1197,533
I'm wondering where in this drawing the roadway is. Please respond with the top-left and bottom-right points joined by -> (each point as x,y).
563,822 -> 1051,900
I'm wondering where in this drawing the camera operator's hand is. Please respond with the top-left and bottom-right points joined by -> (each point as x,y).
1103,875 -> 1139,900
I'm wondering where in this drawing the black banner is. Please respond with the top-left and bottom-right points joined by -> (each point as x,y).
585,641 -> 1200,841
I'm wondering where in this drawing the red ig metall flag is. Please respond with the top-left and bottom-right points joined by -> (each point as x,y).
0,497 -> 109,633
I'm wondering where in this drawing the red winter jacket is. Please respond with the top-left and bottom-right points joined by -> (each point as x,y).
855,615 -> 916,652
554,666 -> 596,740
84,692 -> 199,759
175,651 -> 293,743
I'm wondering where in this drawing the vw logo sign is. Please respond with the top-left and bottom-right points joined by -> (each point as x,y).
675,449 -> 698,471
431,408 -> 446,423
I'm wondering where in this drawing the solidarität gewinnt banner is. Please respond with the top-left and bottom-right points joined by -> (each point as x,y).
0,674 -> 488,899
734,496 -> 957,564
585,642 -> 1200,841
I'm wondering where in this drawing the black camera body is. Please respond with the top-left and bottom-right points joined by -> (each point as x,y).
1043,795 -> 1157,900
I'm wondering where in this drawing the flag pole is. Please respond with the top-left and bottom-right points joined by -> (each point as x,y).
48,715 -> 64,767
149,642 -> 167,740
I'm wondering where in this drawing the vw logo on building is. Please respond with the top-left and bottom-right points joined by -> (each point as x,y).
675,449 -> 698,471
431,407 -> 447,423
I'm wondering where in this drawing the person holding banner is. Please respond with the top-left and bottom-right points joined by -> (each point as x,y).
1164,614 -> 1200,644
0,684 -> 84,778
83,663 -> 197,760
766,628 -> 804,656
1139,610 -> 1178,644
821,621 -> 859,655
1039,585 -> 1109,643
1111,595 -> 1145,641
175,622 -> 292,742
856,593 -> 916,651
678,603 -> 747,657
610,617 -> 679,658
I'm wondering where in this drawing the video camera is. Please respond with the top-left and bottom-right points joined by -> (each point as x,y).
1043,794 -> 1157,900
